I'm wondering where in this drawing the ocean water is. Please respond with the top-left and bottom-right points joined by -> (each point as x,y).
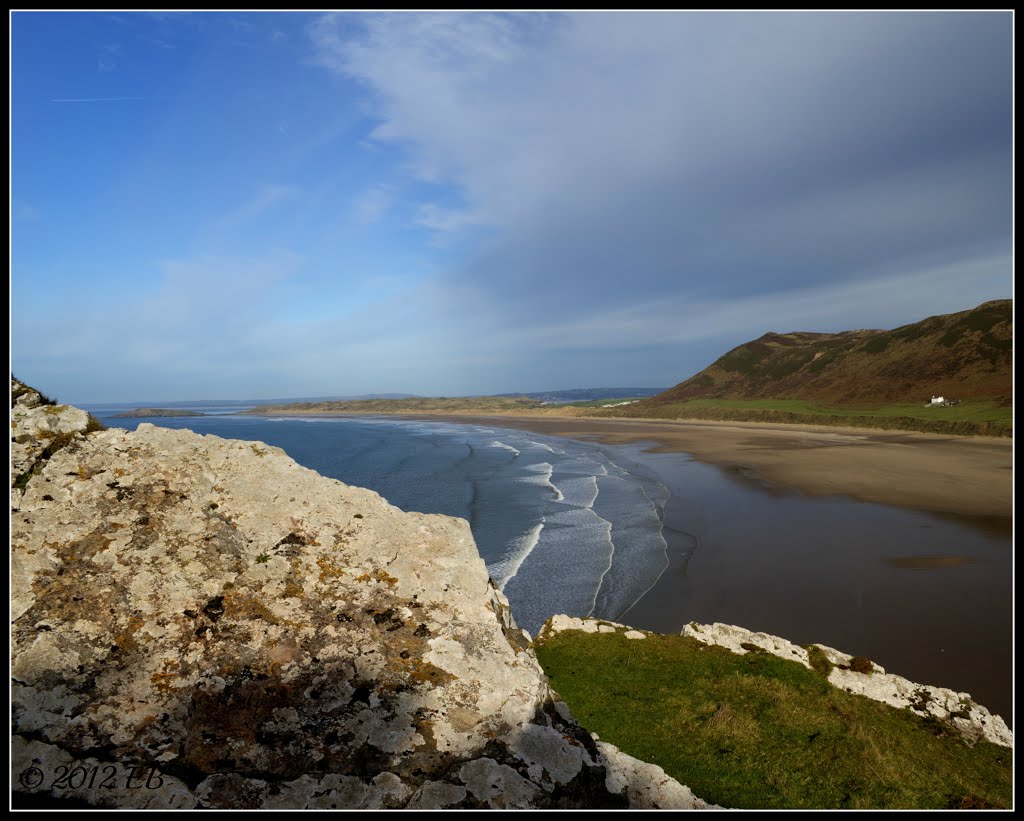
91,411 -> 1012,724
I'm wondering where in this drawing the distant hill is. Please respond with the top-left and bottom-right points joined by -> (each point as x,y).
110,408 -> 206,418
241,396 -> 543,416
648,300 -> 1011,407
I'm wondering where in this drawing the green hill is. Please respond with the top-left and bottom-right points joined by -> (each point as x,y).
607,300 -> 1012,435
658,300 -> 1010,405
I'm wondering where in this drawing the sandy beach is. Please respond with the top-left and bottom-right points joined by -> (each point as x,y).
390,414 -> 1012,521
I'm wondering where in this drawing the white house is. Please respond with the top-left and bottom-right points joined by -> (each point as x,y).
929,396 -> 946,405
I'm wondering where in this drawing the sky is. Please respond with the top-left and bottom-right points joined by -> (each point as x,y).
10,11 -> 1014,404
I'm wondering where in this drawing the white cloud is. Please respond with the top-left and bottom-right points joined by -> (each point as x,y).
307,11 -> 1011,338
483,252 -> 1014,353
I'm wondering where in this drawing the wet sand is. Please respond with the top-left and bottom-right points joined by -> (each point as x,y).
393,414 -> 1012,520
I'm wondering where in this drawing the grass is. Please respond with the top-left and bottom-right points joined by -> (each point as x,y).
600,397 -> 1012,436
544,396 -> 648,408
534,631 -> 1011,809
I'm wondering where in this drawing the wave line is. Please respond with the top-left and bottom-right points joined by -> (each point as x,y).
493,521 -> 546,591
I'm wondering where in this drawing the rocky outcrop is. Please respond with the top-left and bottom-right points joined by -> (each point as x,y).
682,622 -> 1012,748
538,615 -> 651,642
11,379 -> 92,492
10,383 -> 713,809
814,644 -> 1013,748
683,621 -> 811,666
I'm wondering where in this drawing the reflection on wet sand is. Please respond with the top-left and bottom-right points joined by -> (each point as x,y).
884,555 -> 978,570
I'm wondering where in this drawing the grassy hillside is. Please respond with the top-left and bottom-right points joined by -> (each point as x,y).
607,300 -> 1012,435
535,629 -> 1011,810
649,300 -> 1011,405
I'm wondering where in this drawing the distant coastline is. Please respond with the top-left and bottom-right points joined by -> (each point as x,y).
110,408 -> 207,418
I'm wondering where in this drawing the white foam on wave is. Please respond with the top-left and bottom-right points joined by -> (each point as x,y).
488,440 -> 521,456
592,475 -> 672,622
526,439 -> 558,454
557,455 -> 609,477
518,462 -> 564,501
543,507 -> 615,617
556,475 -> 599,508
491,521 -> 546,591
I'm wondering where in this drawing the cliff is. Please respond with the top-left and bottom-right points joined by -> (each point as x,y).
9,379 -> 711,810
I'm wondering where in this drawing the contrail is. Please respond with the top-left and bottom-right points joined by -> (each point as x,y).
50,96 -> 148,103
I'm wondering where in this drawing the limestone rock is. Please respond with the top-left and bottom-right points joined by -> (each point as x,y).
10,384 -> 711,809
536,615 -> 636,640
597,742 -> 719,809
677,623 -> 1011,749
11,378 -> 92,492
823,663 -> 1012,748
813,643 -> 885,673
683,622 -> 811,668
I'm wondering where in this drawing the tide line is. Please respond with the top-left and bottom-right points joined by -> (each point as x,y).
585,505 -> 616,618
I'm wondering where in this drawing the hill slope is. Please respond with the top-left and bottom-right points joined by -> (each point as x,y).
651,300 -> 1011,406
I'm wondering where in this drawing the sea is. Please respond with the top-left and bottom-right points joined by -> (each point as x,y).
87,407 -> 1013,725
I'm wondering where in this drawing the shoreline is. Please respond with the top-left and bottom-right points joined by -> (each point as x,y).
250,411 -> 1011,520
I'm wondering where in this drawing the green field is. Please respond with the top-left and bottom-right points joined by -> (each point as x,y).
547,397 -> 646,408
599,397 -> 1012,436
535,630 -> 1011,810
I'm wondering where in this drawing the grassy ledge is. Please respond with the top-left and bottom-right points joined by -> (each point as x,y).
534,630 -> 1011,809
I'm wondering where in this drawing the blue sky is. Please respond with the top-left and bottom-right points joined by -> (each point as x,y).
10,11 -> 1013,403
